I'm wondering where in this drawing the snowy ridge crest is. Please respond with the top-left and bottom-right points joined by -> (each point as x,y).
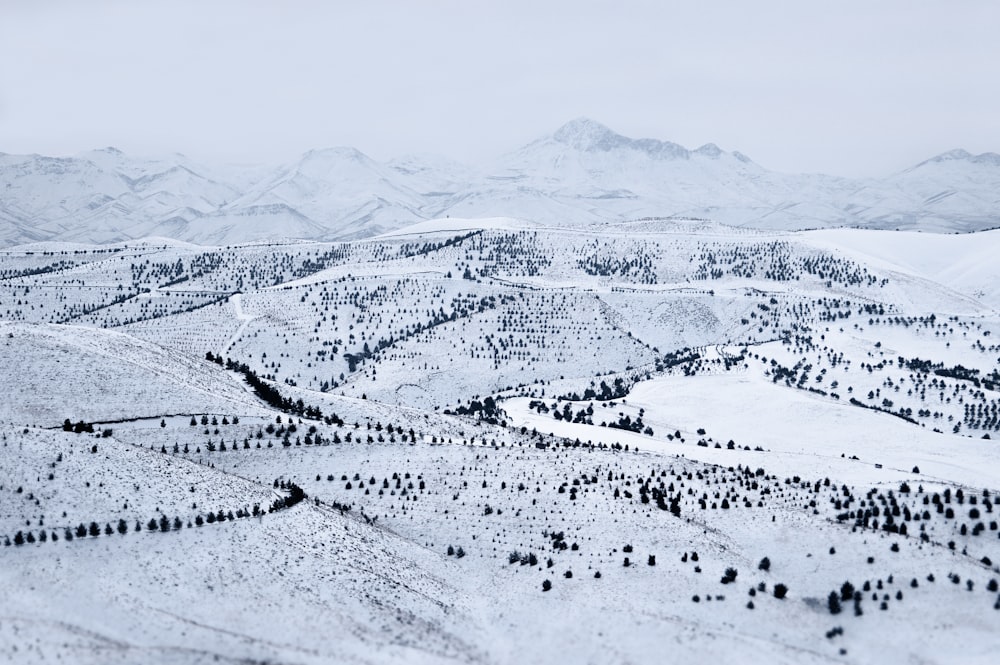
1,119 -> 999,247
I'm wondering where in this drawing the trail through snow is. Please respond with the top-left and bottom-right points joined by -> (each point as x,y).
223,293 -> 255,354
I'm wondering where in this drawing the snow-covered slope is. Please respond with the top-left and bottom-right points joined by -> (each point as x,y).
0,148 -> 243,245
0,321 -> 270,425
3,223 -> 1000,664
802,228 -> 1000,309
2,119 -> 999,246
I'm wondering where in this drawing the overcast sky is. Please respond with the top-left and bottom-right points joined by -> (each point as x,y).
2,1 -> 998,176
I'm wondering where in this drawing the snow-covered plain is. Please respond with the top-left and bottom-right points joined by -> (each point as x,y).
2,219 -> 1000,664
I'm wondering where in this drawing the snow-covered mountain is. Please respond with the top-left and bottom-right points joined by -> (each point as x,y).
2,118 -> 998,246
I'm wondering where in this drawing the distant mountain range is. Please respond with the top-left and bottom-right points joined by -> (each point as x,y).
2,118 -> 998,246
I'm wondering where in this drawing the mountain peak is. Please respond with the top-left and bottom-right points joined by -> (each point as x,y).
932,149 -> 973,162
293,147 -> 380,175
916,149 -> 1000,169
546,118 -> 692,160
77,146 -> 126,162
551,117 -> 622,151
301,146 -> 369,161
694,143 -> 723,158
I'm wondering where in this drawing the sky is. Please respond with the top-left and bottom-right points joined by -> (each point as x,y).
1,0 -> 998,176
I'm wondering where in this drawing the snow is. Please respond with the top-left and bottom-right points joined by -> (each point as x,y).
505,365 -> 1000,489
0,321 -> 270,425
2,217 -> 1000,664
803,228 -> 1000,309
377,216 -> 536,238
3,120 -> 1000,247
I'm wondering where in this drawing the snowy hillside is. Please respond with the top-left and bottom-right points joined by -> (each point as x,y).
2,119 -> 999,246
2,222 -> 1000,664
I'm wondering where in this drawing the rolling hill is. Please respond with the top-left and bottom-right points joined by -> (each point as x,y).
2,216 -> 1000,664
